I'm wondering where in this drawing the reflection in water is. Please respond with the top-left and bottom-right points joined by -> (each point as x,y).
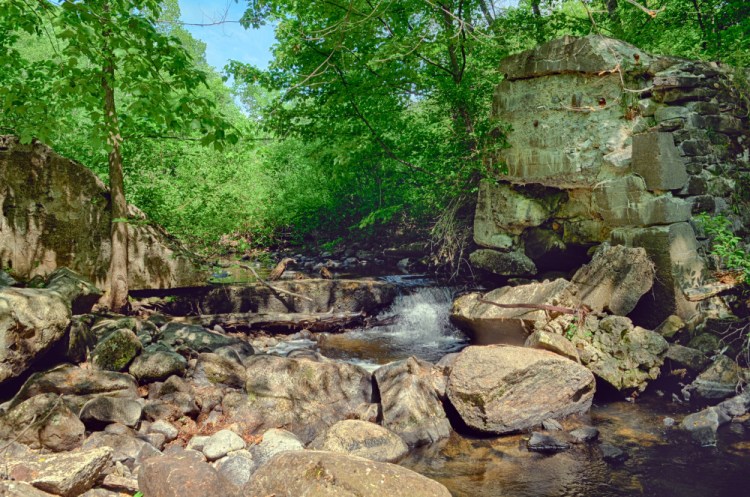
319,285 -> 468,365
401,394 -> 750,497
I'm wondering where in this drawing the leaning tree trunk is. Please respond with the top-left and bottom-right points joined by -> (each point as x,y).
102,2 -> 129,313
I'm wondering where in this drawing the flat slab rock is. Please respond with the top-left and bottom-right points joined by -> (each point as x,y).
447,345 -> 595,434
244,450 -> 452,497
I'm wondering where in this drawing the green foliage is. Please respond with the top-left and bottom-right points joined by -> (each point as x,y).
696,213 -> 750,283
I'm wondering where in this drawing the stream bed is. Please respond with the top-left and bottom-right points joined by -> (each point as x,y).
314,276 -> 750,497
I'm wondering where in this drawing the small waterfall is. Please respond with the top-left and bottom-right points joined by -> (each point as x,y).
318,283 -> 468,366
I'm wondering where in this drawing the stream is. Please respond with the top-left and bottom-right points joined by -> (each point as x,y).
313,276 -> 750,497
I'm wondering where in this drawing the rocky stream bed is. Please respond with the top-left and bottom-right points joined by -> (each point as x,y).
1,251 -> 750,497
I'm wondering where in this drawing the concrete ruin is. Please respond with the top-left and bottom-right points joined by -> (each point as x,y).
473,35 -> 750,328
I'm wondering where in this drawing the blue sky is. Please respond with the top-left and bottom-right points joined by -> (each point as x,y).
178,0 -> 276,73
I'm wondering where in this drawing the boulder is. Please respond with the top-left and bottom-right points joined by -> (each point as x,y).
5,364 -> 139,413
244,450 -> 452,497
91,329 -> 142,372
45,267 -> 103,314
202,429 -> 246,461
610,222 -> 704,328
447,345 -> 595,434
214,450 -> 256,491
192,352 -> 246,388
248,428 -> 304,468
525,330 -> 579,362
0,136 -> 206,289
373,357 -> 450,446
664,344 -> 710,374
129,348 -> 187,383
79,396 -> 143,428
469,249 -> 537,277
568,315 -> 668,391
7,447 -> 113,497
0,481 -> 57,497
64,315 -> 98,363
82,432 -> 160,465
451,279 -> 580,345
158,322 -> 240,353
473,180 -> 555,241
0,393 -> 85,451
0,287 -> 71,386
139,449 -> 237,497
684,355 -> 747,402
236,355 -> 372,443
680,407 -> 725,446
570,426 -> 599,443
570,244 -> 655,315
310,419 -> 409,463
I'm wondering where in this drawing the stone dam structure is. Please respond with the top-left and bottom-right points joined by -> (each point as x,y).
470,35 -> 750,329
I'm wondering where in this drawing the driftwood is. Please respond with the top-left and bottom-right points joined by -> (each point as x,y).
179,311 -> 364,333
684,282 -> 738,302
477,298 -> 591,324
214,261 -> 313,302
269,258 -> 296,281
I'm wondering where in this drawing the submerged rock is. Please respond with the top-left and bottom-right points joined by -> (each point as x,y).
244,450 -> 452,497
527,432 -> 570,453
447,345 -> 595,434
374,357 -> 451,447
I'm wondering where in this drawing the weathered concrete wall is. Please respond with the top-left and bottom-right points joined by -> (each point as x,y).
474,35 -> 750,327
0,136 -> 207,290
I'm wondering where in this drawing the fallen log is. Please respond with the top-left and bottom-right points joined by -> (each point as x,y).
178,311 -> 365,333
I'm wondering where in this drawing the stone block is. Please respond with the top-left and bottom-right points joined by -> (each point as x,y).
610,222 -> 704,328
593,176 -> 690,226
474,180 -> 553,242
469,249 -> 537,277
654,106 -> 690,123
632,132 -> 688,191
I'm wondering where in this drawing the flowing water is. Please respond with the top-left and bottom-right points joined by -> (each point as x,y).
316,276 -> 750,497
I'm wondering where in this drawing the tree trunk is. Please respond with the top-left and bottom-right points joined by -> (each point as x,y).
102,2 -> 129,313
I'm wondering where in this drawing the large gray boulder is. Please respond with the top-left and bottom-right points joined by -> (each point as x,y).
373,357 -> 450,446
0,136 -> 206,289
244,450 -> 451,497
571,244 -> 655,315
233,354 -> 372,443
4,364 -> 139,413
0,287 -> 71,386
469,249 -> 537,277
447,345 -> 595,434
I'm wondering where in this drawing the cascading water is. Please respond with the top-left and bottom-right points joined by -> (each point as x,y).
317,279 -> 468,367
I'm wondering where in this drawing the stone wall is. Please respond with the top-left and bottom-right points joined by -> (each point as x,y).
474,35 -> 749,327
0,136 -> 207,290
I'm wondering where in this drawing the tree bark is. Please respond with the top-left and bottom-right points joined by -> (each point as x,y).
102,2 -> 129,313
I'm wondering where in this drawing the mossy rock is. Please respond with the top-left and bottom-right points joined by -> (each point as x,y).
91,328 -> 142,372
